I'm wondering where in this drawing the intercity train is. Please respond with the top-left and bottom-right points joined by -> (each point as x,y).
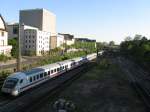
1,53 -> 100,96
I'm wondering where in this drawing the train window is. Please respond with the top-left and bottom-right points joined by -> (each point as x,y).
30,77 -> 32,82
63,66 -> 64,69
51,70 -> 54,74
60,67 -> 62,71
57,68 -> 60,72
44,72 -> 47,76
37,75 -> 39,80
54,69 -> 56,72
40,73 -> 43,78
33,76 -> 36,81
48,71 -> 50,75
20,79 -> 23,84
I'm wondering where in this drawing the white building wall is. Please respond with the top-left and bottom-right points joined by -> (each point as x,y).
57,34 -> 64,47
37,31 -> 50,55
66,38 -> 75,46
0,16 -> 12,56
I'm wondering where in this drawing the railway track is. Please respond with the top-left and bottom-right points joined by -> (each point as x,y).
0,61 -> 95,112
27,62 -> 95,112
117,57 -> 150,110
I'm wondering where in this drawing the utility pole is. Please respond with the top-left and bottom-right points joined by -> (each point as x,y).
96,42 -> 98,56
17,23 -> 22,71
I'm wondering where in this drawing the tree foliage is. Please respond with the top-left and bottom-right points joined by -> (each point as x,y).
8,38 -> 18,58
120,34 -> 150,66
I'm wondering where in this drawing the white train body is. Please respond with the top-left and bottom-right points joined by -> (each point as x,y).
1,53 -> 96,96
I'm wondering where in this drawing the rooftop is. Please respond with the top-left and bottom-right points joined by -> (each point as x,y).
0,14 -> 6,31
20,8 -> 56,16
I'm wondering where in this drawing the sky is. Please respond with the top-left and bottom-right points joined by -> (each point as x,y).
1,0 -> 150,44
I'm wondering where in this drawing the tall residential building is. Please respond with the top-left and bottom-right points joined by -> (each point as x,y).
0,15 -> 12,56
20,25 -> 51,56
20,8 -> 56,36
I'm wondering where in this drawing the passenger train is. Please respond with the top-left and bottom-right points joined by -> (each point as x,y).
1,53 -> 102,96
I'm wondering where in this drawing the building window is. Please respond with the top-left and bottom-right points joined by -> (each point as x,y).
33,36 -> 35,38
29,40 -> 31,43
1,32 -> 4,36
26,45 -> 27,48
29,45 -> 30,48
13,27 -> 18,34
29,36 -> 31,38
33,41 -> 34,43
26,40 -> 27,43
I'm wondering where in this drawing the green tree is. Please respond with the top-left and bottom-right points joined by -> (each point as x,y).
109,41 -> 115,46
8,38 -> 17,58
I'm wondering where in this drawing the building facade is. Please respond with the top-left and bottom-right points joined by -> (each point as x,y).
20,8 -> 56,36
59,33 -> 75,46
57,34 -> 64,47
0,15 -> 12,56
6,22 -> 19,39
21,25 -> 50,56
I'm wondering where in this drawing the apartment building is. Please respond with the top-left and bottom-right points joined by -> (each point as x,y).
0,15 -> 12,55
21,25 -> 50,56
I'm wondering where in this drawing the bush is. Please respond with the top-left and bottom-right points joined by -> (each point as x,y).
0,54 -> 9,62
0,71 -> 10,78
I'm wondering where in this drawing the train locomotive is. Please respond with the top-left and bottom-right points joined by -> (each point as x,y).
1,53 -> 97,96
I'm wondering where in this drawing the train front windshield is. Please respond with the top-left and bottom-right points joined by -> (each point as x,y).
3,78 -> 18,89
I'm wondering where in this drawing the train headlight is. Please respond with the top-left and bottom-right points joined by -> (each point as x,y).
12,89 -> 19,96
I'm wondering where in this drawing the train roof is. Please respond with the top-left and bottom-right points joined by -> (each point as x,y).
23,68 -> 44,76
38,63 -> 60,69
40,59 -> 73,70
8,72 -> 26,79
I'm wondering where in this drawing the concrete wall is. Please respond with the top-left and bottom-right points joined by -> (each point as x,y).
43,9 -> 56,36
20,9 -> 56,36
20,9 -> 43,31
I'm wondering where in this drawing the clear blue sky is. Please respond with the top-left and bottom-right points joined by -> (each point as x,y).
1,0 -> 150,44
